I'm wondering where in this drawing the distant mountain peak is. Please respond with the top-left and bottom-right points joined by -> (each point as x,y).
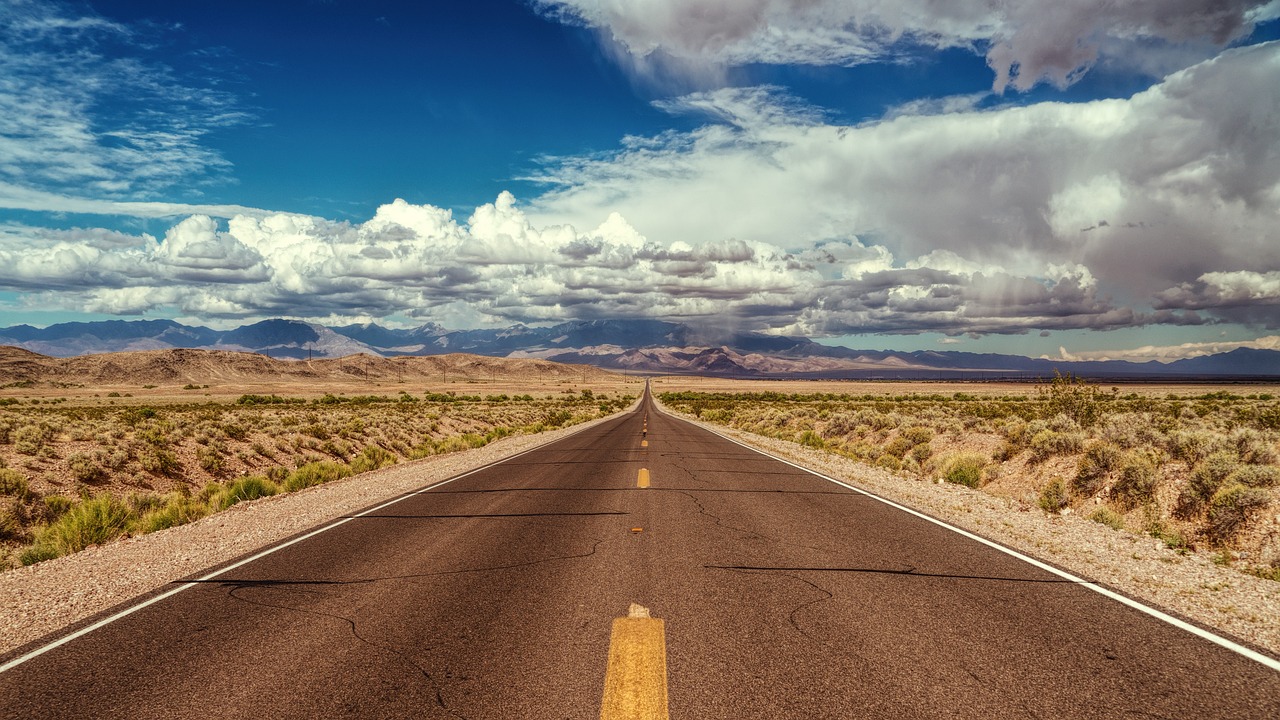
0,317 -> 1276,378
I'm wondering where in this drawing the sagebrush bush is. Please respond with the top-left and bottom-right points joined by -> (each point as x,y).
349,445 -> 396,473
1089,507 -> 1125,531
139,447 -> 181,476
0,468 -> 30,499
1031,430 -> 1084,462
66,452 -> 106,483
13,424 -> 53,455
1112,451 -> 1158,509
941,453 -> 987,488
1206,484 -> 1271,543
1038,477 -> 1069,513
1181,451 -> 1240,512
0,500 -> 25,542
1228,464 -> 1280,488
1074,441 -> 1122,495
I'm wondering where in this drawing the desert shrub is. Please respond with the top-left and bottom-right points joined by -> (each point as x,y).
349,445 -> 396,474
882,435 -> 914,458
902,426 -> 934,445
874,454 -> 902,472
822,413 -> 859,438
211,476 -> 278,511
139,493 -> 210,532
1170,431 -> 1220,464
1041,372 -> 1102,427
139,447 -> 181,476
1229,428 -> 1277,465
1038,477 -> 1069,513
0,468 -> 30,499
941,453 -> 987,488
1205,484 -> 1271,543
1030,430 -> 1084,462
303,423 -> 330,440
1145,518 -> 1189,551
1073,441 -> 1122,495
13,423 -> 54,455
196,445 -> 226,474
1089,507 -> 1125,531
1112,451 -> 1158,508
35,494 -> 135,557
1099,413 -> 1161,449
283,462 -> 351,492
66,452 -> 106,483
117,406 -> 158,427
43,494 -> 73,519
1228,464 -> 1280,488
19,543 -> 60,566
222,422 -> 249,440
1181,451 -> 1240,511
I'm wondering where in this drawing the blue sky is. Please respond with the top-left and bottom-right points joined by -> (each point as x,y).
1,0 -> 1278,362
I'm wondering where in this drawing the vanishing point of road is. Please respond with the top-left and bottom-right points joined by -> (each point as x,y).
2,385 -> 1277,718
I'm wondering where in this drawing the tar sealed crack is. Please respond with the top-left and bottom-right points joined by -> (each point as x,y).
212,537 -> 605,719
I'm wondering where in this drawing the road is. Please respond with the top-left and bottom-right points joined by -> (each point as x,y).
2,385 -> 1278,718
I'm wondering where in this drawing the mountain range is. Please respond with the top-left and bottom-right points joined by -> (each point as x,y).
1,318 -> 1276,379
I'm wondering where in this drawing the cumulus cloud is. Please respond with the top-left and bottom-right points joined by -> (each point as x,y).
535,0 -> 1274,91
529,42 -> 1280,332
0,190 -> 1173,338
0,0 -> 248,208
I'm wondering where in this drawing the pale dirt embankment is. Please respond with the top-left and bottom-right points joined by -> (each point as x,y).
653,395 -> 1280,660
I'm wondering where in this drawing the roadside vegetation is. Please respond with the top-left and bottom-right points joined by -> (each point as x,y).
660,375 -> 1280,580
0,388 -> 632,568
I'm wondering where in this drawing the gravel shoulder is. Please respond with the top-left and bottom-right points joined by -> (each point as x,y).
0,408 -> 630,658
655,398 -> 1280,660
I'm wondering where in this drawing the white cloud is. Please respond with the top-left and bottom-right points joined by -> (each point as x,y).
534,0 -> 1274,91
1051,335 -> 1280,363
529,43 -> 1280,332
0,0 -> 248,207
0,190 -> 1138,336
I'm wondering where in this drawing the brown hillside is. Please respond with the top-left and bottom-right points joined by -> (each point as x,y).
0,346 -> 619,388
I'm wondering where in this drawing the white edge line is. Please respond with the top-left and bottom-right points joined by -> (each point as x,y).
657,403 -> 1280,673
0,412 -> 628,675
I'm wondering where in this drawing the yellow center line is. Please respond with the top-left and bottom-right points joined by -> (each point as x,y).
637,468 -> 650,488
600,604 -> 669,720
641,440 -> 648,448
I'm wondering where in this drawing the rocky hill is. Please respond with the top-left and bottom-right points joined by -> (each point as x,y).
0,347 -> 617,388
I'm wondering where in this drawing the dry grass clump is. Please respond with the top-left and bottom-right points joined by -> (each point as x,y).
0,388 -> 632,568
662,377 -> 1280,578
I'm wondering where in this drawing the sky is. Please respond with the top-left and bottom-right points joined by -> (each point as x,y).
1,0 -> 1279,362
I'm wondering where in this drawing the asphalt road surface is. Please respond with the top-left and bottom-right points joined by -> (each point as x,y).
2,386 -> 1278,718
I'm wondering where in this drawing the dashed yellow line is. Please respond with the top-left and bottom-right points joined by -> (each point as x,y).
641,440 -> 648,448
637,468 -> 650,488
600,604 -> 669,720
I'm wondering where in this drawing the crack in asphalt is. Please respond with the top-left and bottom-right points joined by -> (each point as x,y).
672,489 -> 776,544
224,585 -> 469,719
204,537 -> 606,719
703,565 -> 1079,584
715,567 -> 836,646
